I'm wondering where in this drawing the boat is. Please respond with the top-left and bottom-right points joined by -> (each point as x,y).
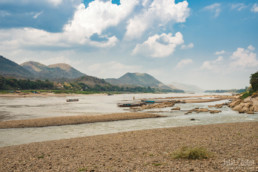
117,102 -> 146,107
66,98 -> 79,102
141,100 -> 156,104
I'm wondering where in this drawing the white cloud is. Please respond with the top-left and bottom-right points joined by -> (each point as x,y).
33,11 -> 43,19
125,0 -> 189,40
132,32 -> 184,58
64,0 -> 138,40
87,61 -> 141,78
181,43 -> 194,49
231,3 -> 247,11
0,0 -> 139,50
230,45 -> 258,68
47,0 -> 63,6
248,45 -> 255,51
176,59 -> 193,68
204,3 -> 221,17
251,3 -> 258,13
215,50 -> 225,55
0,10 -> 11,17
201,56 -> 224,71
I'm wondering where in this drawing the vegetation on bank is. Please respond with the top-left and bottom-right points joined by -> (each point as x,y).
240,71 -> 258,99
0,75 -> 182,94
205,88 -> 247,94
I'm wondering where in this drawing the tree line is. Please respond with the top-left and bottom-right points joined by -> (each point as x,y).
0,75 -> 162,93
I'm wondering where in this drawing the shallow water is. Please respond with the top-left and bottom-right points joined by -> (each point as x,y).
0,93 -> 257,147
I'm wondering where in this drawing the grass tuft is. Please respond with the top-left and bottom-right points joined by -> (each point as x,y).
152,163 -> 162,166
172,146 -> 212,160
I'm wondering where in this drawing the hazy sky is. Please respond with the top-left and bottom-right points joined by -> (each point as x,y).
0,0 -> 257,90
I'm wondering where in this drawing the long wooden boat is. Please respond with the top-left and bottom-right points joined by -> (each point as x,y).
66,98 -> 79,102
117,102 -> 146,107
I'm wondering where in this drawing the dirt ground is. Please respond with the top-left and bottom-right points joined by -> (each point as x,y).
0,122 -> 257,172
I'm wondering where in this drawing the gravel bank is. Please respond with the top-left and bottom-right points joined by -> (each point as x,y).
0,113 -> 163,128
0,122 -> 257,171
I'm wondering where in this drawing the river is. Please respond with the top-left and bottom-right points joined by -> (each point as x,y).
0,93 -> 257,147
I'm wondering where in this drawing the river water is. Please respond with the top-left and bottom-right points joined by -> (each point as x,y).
0,93 -> 257,147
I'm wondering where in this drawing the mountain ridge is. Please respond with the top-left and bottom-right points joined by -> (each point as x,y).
21,61 -> 85,80
106,72 -> 182,92
0,55 -> 33,78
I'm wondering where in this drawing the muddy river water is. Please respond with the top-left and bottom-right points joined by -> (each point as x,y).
0,93 -> 257,147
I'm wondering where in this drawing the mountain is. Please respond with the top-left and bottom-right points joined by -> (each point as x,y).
168,82 -> 203,93
106,72 -> 177,91
73,75 -> 111,87
0,55 -> 33,78
21,61 -> 85,80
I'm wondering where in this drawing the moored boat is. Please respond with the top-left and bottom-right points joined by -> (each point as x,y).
66,98 -> 79,102
117,102 -> 146,107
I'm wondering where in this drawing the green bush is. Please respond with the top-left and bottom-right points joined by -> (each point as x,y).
240,91 -> 254,100
250,72 -> 258,91
172,146 -> 212,160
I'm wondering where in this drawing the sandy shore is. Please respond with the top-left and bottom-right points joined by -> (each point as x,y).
0,122 -> 257,172
0,113 -> 163,128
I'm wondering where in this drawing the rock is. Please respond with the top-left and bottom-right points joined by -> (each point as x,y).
209,110 -> 221,114
208,104 -> 224,108
197,108 -> 209,112
190,118 -> 195,121
139,101 -> 177,110
247,111 -> 254,114
185,108 -> 209,114
229,99 -> 242,108
172,107 -> 180,110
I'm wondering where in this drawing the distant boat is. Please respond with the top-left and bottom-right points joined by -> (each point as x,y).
66,98 -> 79,102
141,100 -> 156,104
117,102 -> 145,107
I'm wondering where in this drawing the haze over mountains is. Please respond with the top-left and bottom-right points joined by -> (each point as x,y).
0,55 -> 203,92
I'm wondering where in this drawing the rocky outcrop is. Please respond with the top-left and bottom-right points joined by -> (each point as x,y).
208,103 -> 227,108
172,107 -> 181,110
228,96 -> 258,114
185,108 -> 221,115
136,101 -> 181,110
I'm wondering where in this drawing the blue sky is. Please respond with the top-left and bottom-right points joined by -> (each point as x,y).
0,0 -> 257,89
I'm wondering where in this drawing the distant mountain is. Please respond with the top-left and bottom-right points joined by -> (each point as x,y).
106,72 -> 180,91
0,55 -> 33,78
21,61 -> 85,80
168,82 -> 203,93
73,75 -> 111,87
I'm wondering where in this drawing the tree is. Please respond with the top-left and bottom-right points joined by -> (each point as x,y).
250,71 -> 258,91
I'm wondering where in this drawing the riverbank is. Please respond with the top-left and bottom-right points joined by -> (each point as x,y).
0,113 -> 163,128
0,122 -> 257,172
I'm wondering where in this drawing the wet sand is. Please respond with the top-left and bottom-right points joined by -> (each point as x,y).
0,113 -> 163,128
0,122 -> 257,172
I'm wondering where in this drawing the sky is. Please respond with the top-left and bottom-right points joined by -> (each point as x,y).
0,0 -> 257,90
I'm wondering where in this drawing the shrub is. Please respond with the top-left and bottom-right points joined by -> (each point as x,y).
240,91 -> 254,100
172,146 -> 212,160
250,72 -> 258,92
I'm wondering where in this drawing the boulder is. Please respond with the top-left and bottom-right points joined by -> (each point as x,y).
172,107 -> 180,110
229,99 -> 241,108
209,110 -> 221,114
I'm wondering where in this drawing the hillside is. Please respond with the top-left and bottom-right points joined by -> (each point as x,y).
106,72 -> 180,92
0,55 -> 33,78
73,75 -> 111,88
168,82 -> 203,93
21,61 -> 85,80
